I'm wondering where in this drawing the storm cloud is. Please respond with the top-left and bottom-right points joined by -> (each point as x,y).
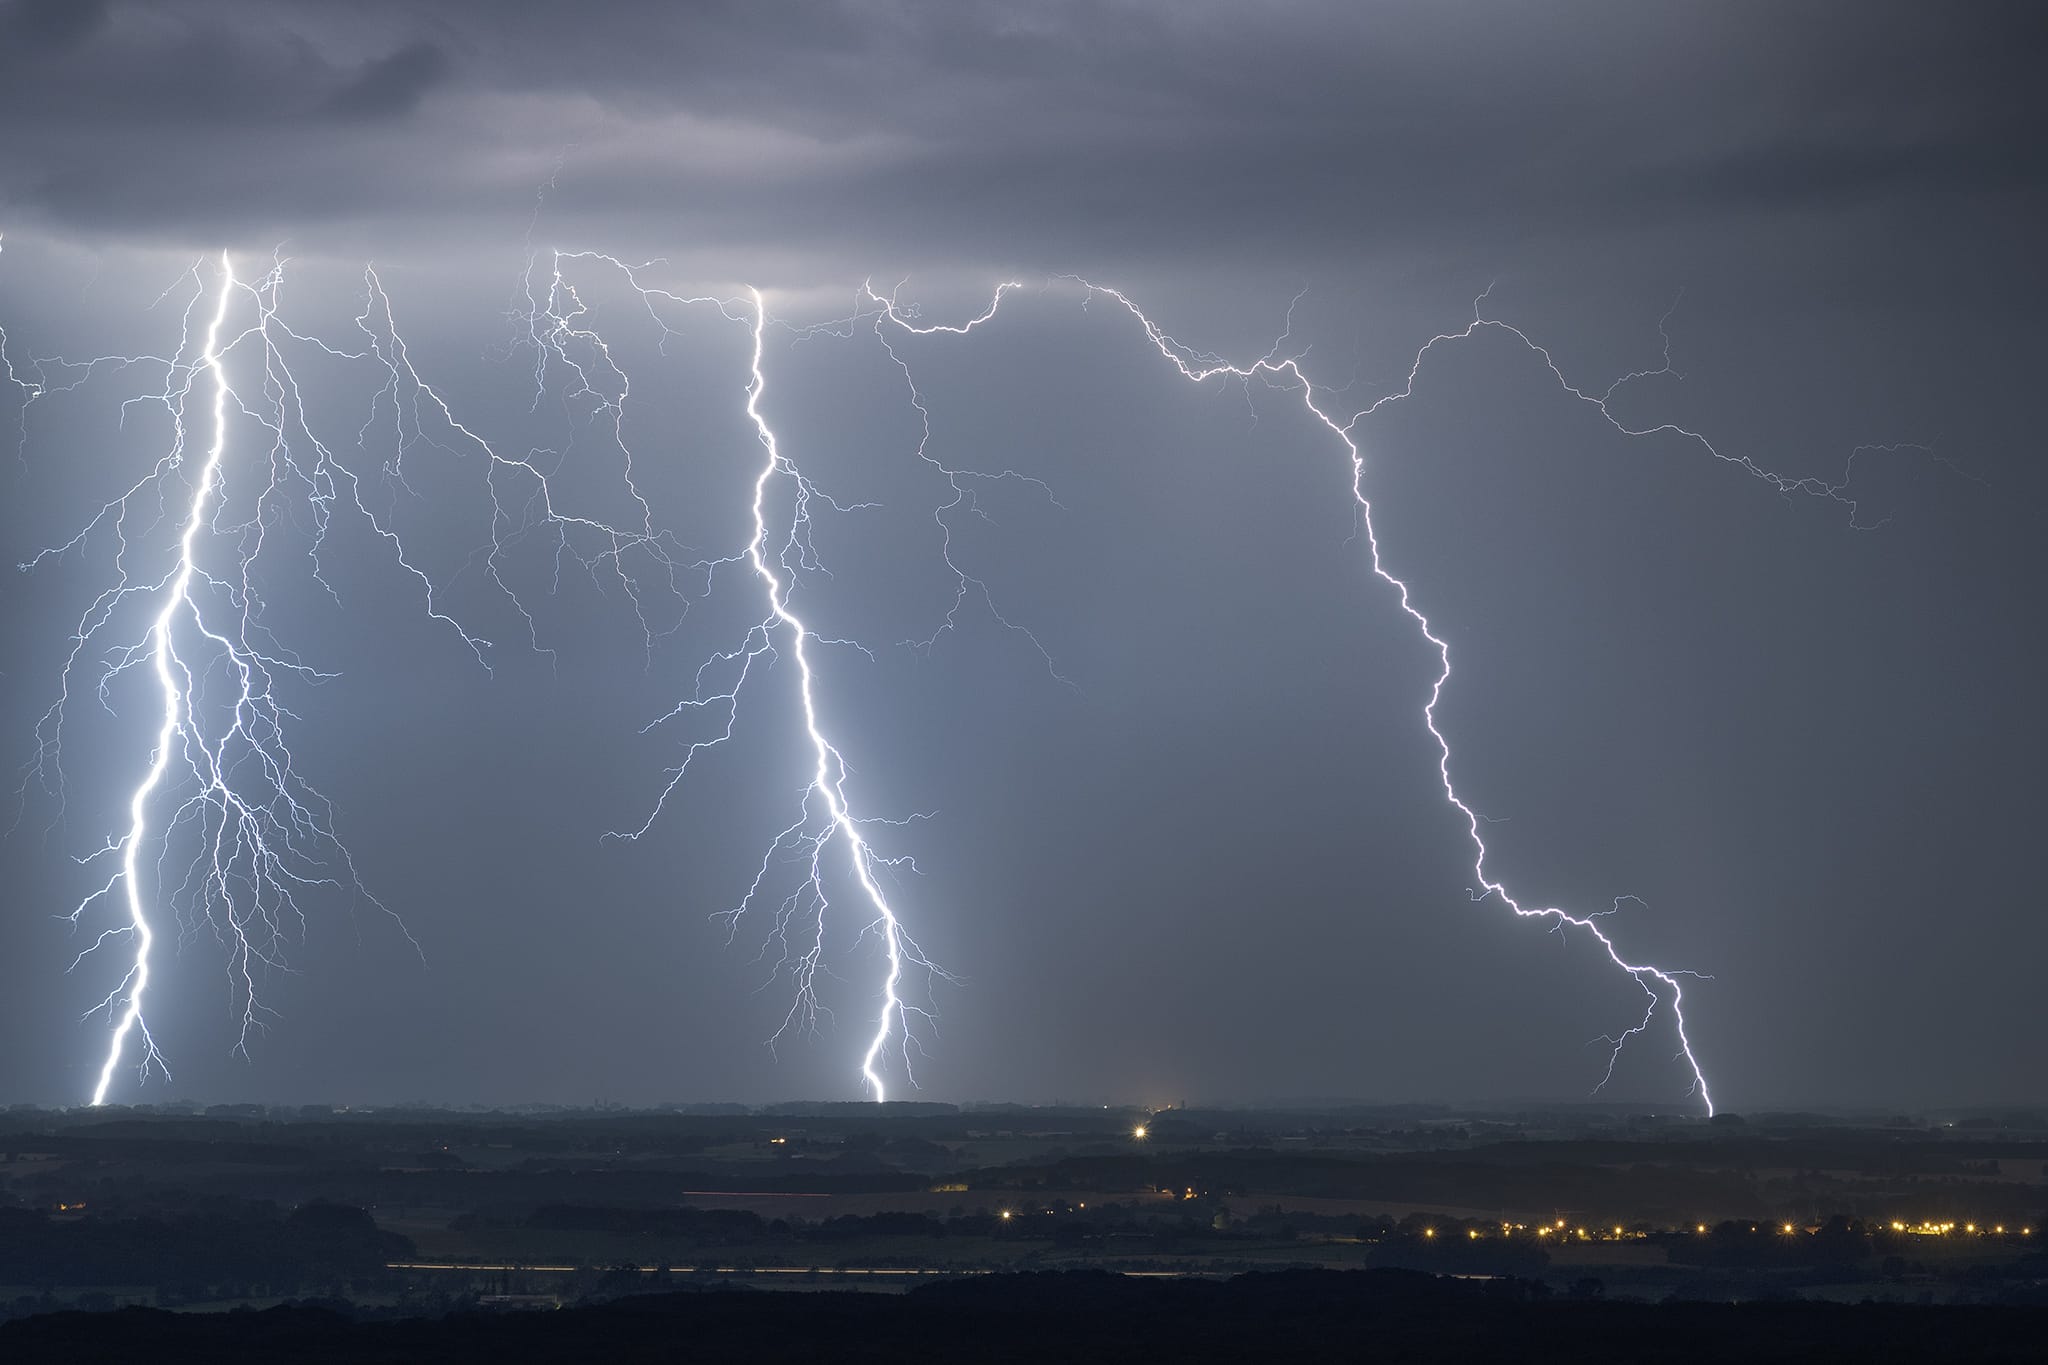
0,1 -> 2040,275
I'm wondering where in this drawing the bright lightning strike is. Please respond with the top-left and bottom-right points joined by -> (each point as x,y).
13,247 -> 689,1104
12,235 -> 1907,1112
1083,280 -> 1718,1113
83,255 -> 240,1104
861,277 -> 1903,1114
737,288 -> 932,1100
12,253 -> 406,1102
17,240 -> 958,1106
561,255 -> 947,1101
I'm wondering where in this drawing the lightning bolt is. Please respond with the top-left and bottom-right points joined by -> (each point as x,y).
860,282 -> 1069,676
736,288 -> 933,1099
13,235 -> 1908,1113
545,253 -> 945,1100
1087,280 -> 1718,1112
862,276 -> 1906,1114
78,258 -> 241,1104
13,246 -> 695,1103
12,252 -> 385,1102
15,238 -> 958,1105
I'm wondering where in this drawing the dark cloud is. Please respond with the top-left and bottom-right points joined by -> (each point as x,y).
0,0 -> 109,49
321,41 -> 451,122
0,1 -> 2038,272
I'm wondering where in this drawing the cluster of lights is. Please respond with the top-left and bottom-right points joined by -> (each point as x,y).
1404,1217 -> 2048,1242
995,1204 -> 1091,1220
1886,1220 -> 2032,1237
1443,1220 -> 1631,1242
1450,1218 -> 2043,1240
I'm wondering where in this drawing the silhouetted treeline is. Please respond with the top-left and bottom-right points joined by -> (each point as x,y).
8,1160 -> 930,1221
502,1200 -> 1559,1275
5,1269 -> 2048,1364
0,1203 -> 410,1293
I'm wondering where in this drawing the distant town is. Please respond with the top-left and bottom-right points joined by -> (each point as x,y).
3,1100 -> 2043,1317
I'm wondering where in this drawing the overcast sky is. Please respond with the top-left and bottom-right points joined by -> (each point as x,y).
1,0 -> 2042,1112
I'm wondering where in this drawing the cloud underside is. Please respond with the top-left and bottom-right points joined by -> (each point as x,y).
0,0 -> 2041,271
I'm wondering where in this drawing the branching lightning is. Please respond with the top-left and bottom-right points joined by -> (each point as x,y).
11,232 -> 1905,1113
13,253 -> 402,1102
536,254 -> 950,1100
861,282 -> 1069,677
12,248 -> 702,1103
734,288 -> 936,1099
861,276 -> 1904,1113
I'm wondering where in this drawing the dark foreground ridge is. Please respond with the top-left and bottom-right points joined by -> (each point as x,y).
3,1269 -> 2044,1364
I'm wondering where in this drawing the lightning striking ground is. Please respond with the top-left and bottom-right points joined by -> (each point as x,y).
862,277 -> 1903,1113
13,249 -> 701,1103
551,255 -> 948,1100
13,240 -> 1905,1111
736,288 -> 933,1099
82,256 -> 239,1104
14,253 -> 390,1102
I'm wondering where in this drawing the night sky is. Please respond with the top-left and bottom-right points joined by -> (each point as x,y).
0,1 -> 2042,1111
